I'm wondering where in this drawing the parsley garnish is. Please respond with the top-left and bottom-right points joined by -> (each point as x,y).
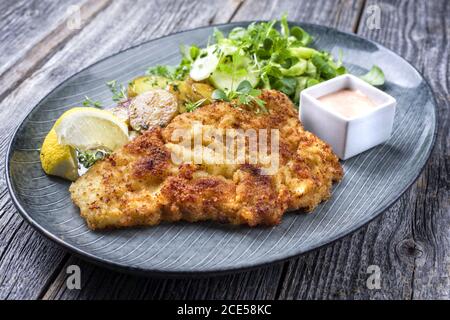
212,80 -> 267,113
77,149 -> 109,169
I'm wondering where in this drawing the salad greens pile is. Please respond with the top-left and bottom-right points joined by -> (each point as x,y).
147,15 -> 384,107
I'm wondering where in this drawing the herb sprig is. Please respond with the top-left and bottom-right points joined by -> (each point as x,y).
212,80 -> 267,113
146,45 -> 200,81
185,98 -> 207,112
106,80 -> 127,102
82,96 -> 102,108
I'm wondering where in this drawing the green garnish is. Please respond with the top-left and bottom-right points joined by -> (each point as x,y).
212,80 -> 267,113
77,149 -> 109,169
146,45 -> 200,81
106,80 -> 127,102
82,96 -> 102,108
211,89 -> 229,101
192,14 -> 348,105
185,98 -> 207,112
143,14 -> 385,110
146,65 -> 177,79
360,65 -> 385,86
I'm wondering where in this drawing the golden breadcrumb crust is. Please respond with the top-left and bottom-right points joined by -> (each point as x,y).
70,90 -> 343,229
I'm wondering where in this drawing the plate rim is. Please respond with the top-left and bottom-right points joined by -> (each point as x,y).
5,21 -> 439,278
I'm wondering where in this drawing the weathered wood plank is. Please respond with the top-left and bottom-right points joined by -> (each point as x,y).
0,0 -> 85,78
233,0 -> 364,32
43,257 -> 285,300
275,0 -> 449,300
390,0 -> 450,299
0,0 -> 86,300
358,0 -> 449,300
41,0 -> 366,300
0,0 -> 111,101
0,0 -> 242,300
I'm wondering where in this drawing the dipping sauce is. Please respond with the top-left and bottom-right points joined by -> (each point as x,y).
318,89 -> 377,118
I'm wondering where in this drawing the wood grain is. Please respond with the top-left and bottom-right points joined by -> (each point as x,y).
0,0 -> 246,300
0,0 -> 84,79
0,0 -> 447,300
367,0 -> 450,299
276,0 -> 450,300
0,0 -> 111,102
41,0 -> 368,300
233,0 -> 364,32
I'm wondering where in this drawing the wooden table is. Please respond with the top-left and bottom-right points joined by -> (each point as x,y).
0,0 -> 448,300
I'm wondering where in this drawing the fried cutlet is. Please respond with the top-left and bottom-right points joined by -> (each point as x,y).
70,90 -> 343,229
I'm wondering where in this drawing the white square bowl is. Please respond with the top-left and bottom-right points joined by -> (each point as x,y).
300,74 -> 396,160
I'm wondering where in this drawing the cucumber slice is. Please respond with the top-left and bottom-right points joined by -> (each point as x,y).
210,68 -> 258,92
190,54 -> 219,81
217,39 -> 238,56
209,56 -> 259,92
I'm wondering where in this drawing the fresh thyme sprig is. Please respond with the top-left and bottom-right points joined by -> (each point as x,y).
106,80 -> 127,102
82,96 -> 102,108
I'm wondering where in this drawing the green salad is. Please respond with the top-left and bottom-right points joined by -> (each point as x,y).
67,16 -> 385,173
145,15 -> 384,108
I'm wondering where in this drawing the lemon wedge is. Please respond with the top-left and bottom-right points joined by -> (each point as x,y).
40,129 -> 78,181
54,107 -> 129,151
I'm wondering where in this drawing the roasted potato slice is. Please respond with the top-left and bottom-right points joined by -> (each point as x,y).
108,99 -> 131,125
129,89 -> 178,131
127,75 -> 172,98
170,78 -> 214,112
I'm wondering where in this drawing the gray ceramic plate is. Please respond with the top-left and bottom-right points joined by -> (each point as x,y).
6,22 -> 437,276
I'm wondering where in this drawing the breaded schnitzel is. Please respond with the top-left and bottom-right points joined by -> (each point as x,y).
70,90 -> 342,229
